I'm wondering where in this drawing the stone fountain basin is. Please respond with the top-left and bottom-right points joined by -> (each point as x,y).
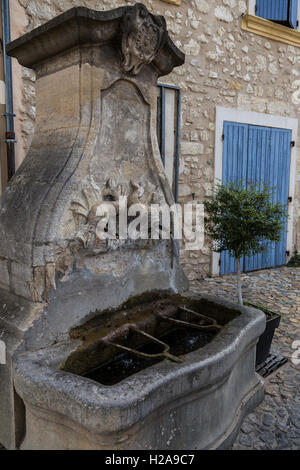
12,293 -> 265,450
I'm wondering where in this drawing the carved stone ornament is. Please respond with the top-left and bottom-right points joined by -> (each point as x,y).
121,3 -> 167,75
71,177 -> 160,255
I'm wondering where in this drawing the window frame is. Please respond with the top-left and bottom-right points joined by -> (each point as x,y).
250,0 -> 300,30
242,0 -> 300,46
157,83 -> 181,203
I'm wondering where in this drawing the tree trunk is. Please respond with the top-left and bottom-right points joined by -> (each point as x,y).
236,257 -> 243,305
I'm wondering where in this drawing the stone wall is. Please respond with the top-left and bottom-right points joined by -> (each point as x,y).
10,0 -> 300,281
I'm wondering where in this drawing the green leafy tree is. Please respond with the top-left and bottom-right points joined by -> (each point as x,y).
204,182 -> 288,305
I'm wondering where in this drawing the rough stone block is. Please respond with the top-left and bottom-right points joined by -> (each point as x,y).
181,141 -> 205,155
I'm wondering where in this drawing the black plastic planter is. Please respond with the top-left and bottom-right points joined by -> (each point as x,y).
256,313 -> 281,366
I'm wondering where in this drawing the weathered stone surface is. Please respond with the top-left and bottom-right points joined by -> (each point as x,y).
4,5 -> 186,309
195,0 -> 209,14
0,4 -> 188,450
8,5 -> 184,74
214,6 -> 233,22
0,259 -> 9,290
181,142 -> 204,155
10,0 -> 300,283
13,293 -> 265,450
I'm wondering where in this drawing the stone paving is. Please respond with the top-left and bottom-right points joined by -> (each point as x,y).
193,266 -> 300,450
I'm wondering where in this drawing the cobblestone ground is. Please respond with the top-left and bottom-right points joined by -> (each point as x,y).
194,266 -> 300,450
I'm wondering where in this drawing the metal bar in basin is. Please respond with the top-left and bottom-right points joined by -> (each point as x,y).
159,315 -> 222,331
177,306 -> 222,330
102,326 -> 182,364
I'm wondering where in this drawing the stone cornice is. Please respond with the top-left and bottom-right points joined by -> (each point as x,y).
241,14 -> 300,48
7,5 -> 185,76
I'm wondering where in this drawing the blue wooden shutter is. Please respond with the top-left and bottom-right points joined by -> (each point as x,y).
257,0 -> 289,22
256,0 -> 298,29
289,0 -> 299,29
220,122 -> 248,275
221,123 -> 291,275
244,125 -> 271,272
244,126 -> 291,272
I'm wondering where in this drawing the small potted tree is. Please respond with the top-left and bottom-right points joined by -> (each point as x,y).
204,182 -> 288,365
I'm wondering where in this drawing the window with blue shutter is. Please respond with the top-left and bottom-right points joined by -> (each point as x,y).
256,0 -> 299,29
221,122 -> 292,275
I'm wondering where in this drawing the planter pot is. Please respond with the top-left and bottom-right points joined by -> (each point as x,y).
256,312 -> 281,366
245,303 -> 281,366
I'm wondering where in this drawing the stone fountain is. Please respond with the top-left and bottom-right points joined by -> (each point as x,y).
0,4 -> 265,450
